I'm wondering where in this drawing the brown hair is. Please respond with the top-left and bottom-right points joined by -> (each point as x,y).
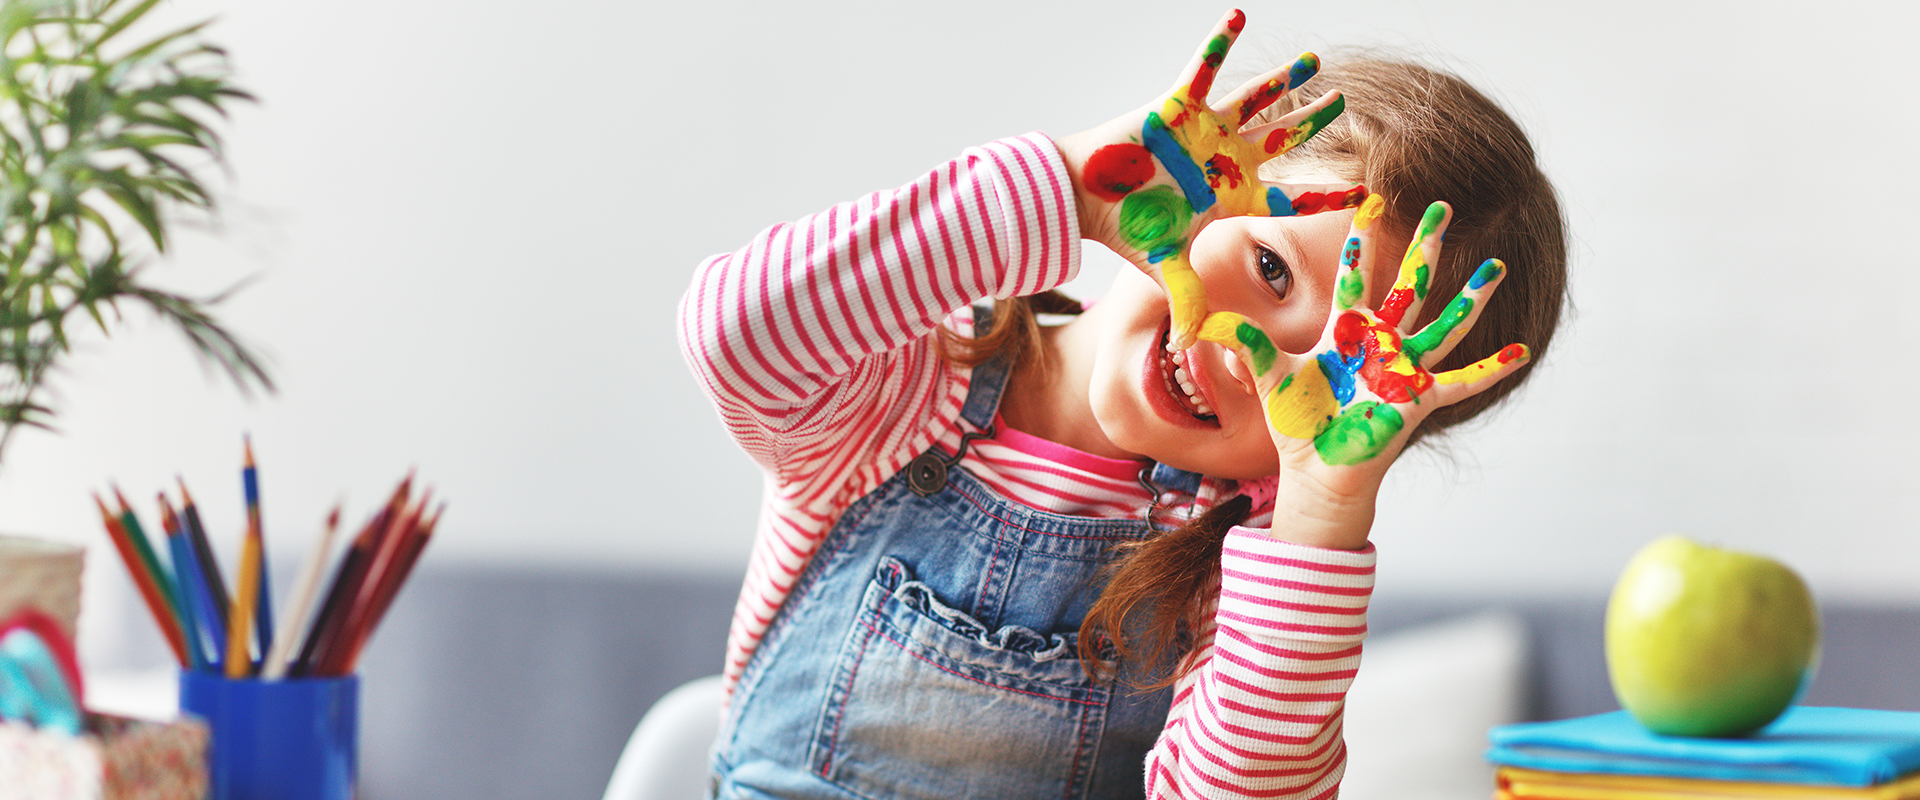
944,54 -> 1569,686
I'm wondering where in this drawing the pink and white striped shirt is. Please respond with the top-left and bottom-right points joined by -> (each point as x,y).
678,133 -> 1374,799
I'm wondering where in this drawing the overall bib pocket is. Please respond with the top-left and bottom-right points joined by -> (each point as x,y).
811,557 -> 1110,799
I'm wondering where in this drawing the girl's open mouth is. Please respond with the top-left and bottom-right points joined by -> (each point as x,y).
1151,323 -> 1220,428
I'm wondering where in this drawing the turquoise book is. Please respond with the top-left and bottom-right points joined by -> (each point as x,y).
1486,707 -> 1920,787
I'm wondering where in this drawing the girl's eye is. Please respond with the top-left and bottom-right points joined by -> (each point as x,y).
1256,246 -> 1292,300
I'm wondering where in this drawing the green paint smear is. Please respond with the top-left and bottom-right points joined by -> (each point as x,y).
1414,202 -> 1447,242
1236,320 -> 1277,375
1204,34 -> 1231,63
1118,186 -> 1191,254
1403,295 -> 1472,361
1314,401 -> 1404,465
1336,269 -> 1365,310
1298,94 -> 1344,140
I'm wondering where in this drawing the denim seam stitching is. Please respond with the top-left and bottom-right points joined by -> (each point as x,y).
868,613 -> 1100,707
817,583 -> 887,780
952,476 -> 1149,544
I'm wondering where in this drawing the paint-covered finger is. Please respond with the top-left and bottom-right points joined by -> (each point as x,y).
1199,312 -> 1338,440
1431,343 -> 1531,407
1403,258 -> 1504,366
1259,182 -> 1368,219
1377,201 -> 1450,328
1240,90 -> 1343,158
1331,194 -> 1387,312
1160,251 -> 1208,351
1216,53 -> 1319,127
1175,9 -> 1247,103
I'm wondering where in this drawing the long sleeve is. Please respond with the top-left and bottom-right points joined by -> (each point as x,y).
1146,529 -> 1375,799
675,133 -> 1082,691
678,133 -> 1079,492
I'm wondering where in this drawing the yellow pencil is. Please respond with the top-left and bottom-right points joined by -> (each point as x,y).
227,507 -> 262,678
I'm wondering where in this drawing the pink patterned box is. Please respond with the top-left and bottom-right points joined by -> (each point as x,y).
0,713 -> 209,800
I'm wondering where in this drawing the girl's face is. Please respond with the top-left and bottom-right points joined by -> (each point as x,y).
1083,209 -> 1406,479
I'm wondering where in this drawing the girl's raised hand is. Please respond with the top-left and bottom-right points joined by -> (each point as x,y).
1057,9 -> 1367,350
1198,195 -> 1530,547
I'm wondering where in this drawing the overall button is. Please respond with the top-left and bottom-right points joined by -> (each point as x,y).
906,453 -> 948,496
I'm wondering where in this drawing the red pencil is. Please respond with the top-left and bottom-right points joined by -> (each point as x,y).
333,495 -> 436,674
94,494 -> 188,667
297,477 -> 411,675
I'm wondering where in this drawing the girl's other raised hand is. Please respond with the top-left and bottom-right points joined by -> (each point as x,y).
1056,9 -> 1367,350
1198,195 -> 1530,550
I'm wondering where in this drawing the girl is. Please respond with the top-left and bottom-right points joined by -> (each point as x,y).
678,10 -> 1566,799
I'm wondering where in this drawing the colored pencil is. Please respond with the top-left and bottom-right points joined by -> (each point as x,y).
226,501 -> 263,677
93,493 -> 188,666
177,477 -> 231,654
263,504 -> 341,680
158,496 -> 208,670
329,491 -> 429,675
337,501 -> 440,674
242,437 -> 274,663
293,496 -> 395,676
110,487 -> 191,664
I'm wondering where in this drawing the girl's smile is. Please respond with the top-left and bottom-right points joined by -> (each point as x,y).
1008,206 -> 1411,480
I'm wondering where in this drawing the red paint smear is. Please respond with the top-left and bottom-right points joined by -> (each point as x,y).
1377,286 -> 1415,327
1262,126 -> 1293,154
1237,79 -> 1285,125
1206,154 -> 1245,190
1333,310 -> 1368,358
1228,9 -> 1246,33
1290,186 -> 1369,215
1497,344 -> 1528,363
1192,58 -> 1224,102
1338,311 -> 1433,404
1084,143 -> 1155,202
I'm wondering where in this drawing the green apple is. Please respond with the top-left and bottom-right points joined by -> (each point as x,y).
1604,536 -> 1820,738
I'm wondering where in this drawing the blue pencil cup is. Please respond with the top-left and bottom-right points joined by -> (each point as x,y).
179,670 -> 359,800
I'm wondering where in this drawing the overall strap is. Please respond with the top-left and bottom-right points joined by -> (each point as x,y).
906,305 -> 1013,497
1144,462 -> 1203,496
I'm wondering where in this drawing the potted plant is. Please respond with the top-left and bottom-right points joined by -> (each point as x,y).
1,0 -> 269,468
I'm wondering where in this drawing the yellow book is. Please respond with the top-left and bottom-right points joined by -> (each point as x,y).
1499,766 -> 1920,800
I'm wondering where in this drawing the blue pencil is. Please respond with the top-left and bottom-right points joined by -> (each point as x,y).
159,502 -> 207,670
161,495 -> 223,671
244,436 -> 273,665
177,479 -> 228,671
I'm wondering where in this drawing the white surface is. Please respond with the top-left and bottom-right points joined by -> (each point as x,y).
0,0 -> 1911,670
81,668 -> 180,722
602,674 -> 724,800
1342,611 -> 1530,800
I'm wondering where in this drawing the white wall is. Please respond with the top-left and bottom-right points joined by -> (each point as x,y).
3,0 -> 1915,662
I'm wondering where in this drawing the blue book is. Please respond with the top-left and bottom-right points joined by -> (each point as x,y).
1487,707 -> 1920,787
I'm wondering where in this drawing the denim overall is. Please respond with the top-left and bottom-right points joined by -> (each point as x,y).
711,348 -> 1202,800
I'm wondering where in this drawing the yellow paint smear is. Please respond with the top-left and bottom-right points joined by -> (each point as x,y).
1266,367 -> 1338,439
1352,194 -> 1385,231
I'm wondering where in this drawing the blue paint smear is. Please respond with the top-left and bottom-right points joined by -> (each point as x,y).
1265,186 -> 1296,217
1317,350 -> 1360,405
1142,113 -> 1216,214
1340,236 -> 1362,269
1467,258 -> 1503,290
1287,57 -> 1318,90
1146,244 -> 1181,264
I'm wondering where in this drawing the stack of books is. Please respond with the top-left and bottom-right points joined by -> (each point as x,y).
1487,707 -> 1920,799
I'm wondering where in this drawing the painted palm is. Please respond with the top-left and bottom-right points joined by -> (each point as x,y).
0,0 -> 269,465
1073,9 -> 1366,350
1199,195 -> 1529,467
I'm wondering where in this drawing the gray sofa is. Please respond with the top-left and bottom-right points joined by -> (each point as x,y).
334,564 -> 1920,800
